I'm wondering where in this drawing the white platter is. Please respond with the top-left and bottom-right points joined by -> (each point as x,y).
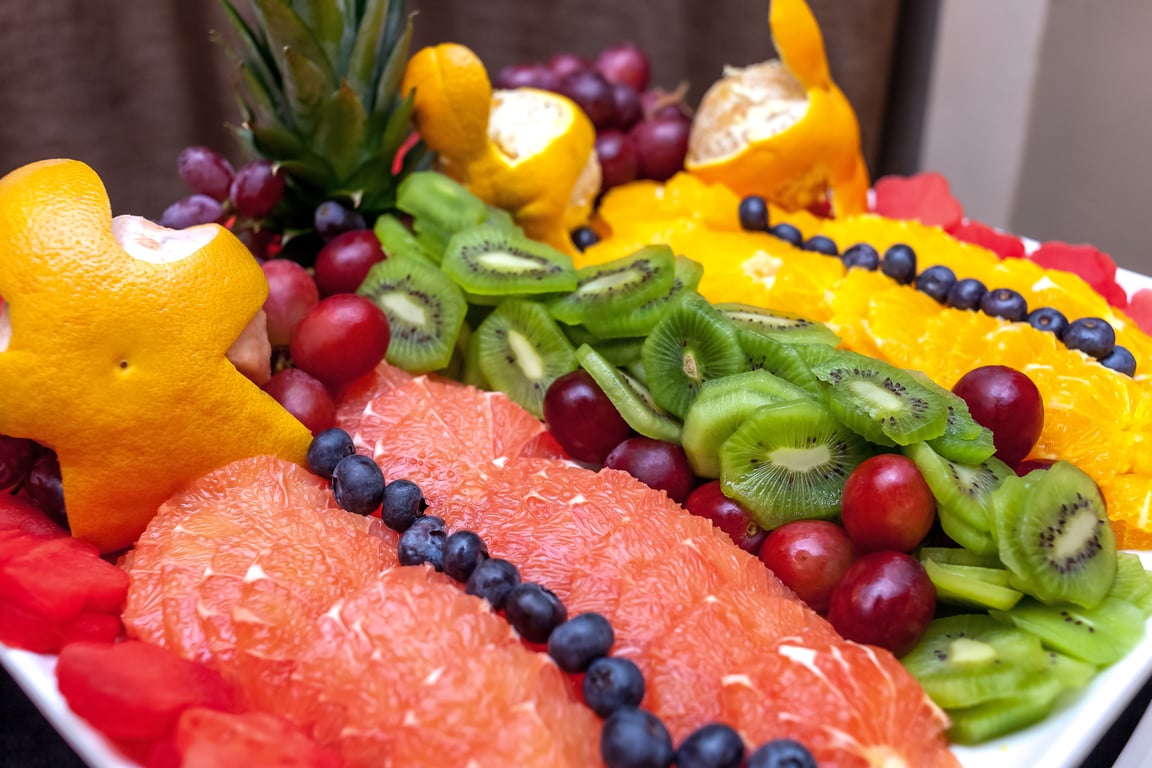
3,270 -> 1152,767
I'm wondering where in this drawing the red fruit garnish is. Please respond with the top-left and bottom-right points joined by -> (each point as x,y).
290,294 -> 391,390
952,365 -> 1044,467
595,41 -> 651,93
595,130 -> 639,191
1126,288 -> 1152,335
263,368 -> 337,436
175,708 -> 342,768
0,491 -> 64,539
757,520 -> 858,613
542,370 -> 633,464
1028,241 -> 1127,308
840,455 -> 936,553
314,230 -> 386,297
262,259 -> 319,347
684,480 -> 767,555
871,172 -> 964,231
949,220 -> 1025,259
1013,457 -> 1057,477
630,116 -> 690,182
827,551 -> 936,656
602,437 -> 695,503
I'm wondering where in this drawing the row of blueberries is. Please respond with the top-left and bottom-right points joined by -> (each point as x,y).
306,428 -> 818,768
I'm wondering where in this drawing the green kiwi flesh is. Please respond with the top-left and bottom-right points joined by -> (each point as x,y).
918,547 -> 1003,569
736,332 -> 823,397
681,370 -> 810,478
714,302 -> 841,346
575,344 -> 682,442
811,350 -> 949,446
907,371 -> 997,464
991,463 -> 1117,609
924,559 -> 1023,611
1109,552 -> 1152,616
991,596 -> 1145,666
373,213 -> 436,263
442,226 -> 577,296
640,296 -> 747,419
583,256 -> 704,339
548,245 -> 677,326
483,204 -> 523,235
396,171 -> 488,234
475,300 -> 577,418
719,398 -> 873,529
357,254 -> 467,373
945,676 -> 1066,745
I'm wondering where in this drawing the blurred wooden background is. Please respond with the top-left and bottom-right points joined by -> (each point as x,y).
0,1 -> 902,218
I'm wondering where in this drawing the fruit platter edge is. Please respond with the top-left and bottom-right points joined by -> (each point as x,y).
4,270 -> 1152,768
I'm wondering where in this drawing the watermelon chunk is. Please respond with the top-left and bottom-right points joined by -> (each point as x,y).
950,219 -> 1026,260
0,493 -> 66,538
1127,289 -> 1152,335
872,172 -> 964,231
174,708 -> 342,768
1029,241 -> 1128,309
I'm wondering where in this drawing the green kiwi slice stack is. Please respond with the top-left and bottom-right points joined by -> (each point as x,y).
373,213 -> 436,263
681,369 -> 810,478
714,303 -> 841,346
396,171 -> 488,236
583,256 -> 704,339
923,560 -> 1023,611
640,295 -> 747,419
441,226 -> 577,297
719,398 -> 874,529
474,299 -> 577,418
809,350 -> 949,446
991,596 -> 1145,666
906,370 -> 997,464
358,254 -> 468,373
736,333 -> 824,397
990,462 -> 1117,609
548,245 -> 677,326
1109,552 -> 1152,616
575,344 -> 683,442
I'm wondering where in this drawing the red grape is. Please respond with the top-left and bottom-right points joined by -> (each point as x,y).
548,52 -> 591,78
543,371 -> 632,464
290,294 -> 391,389
684,481 -> 766,554
758,520 -> 858,613
594,130 -> 639,191
630,116 -> 690,181
238,227 -> 281,262
314,230 -> 385,298
496,63 -> 558,92
1014,457 -> 1057,476
159,195 -> 225,229
313,201 -> 366,242
827,551 -> 936,656
951,365 -> 1044,466
611,83 -> 643,130
263,368 -> 336,436
595,42 -> 651,93
556,70 -> 616,130
262,259 -> 319,347
840,454 -> 936,553
176,146 -> 235,202
0,435 -> 41,491
640,88 -> 692,121
229,160 -> 285,219
25,449 -> 66,525
602,437 -> 695,503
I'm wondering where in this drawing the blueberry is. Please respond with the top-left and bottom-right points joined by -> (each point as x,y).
442,530 -> 489,582
1027,306 -> 1069,338
738,195 -> 770,232
675,723 -> 746,768
397,515 -> 447,569
747,739 -> 817,768
464,557 -> 520,610
600,707 -> 674,768
841,242 -> 879,270
980,288 -> 1029,321
330,455 -> 385,515
548,612 -> 615,672
571,226 -> 601,252
504,582 -> 567,643
1063,316 -> 1117,359
306,428 -> 355,479
583,656 -> 646,717
380,479 -> 427,532
768,223 -> 803,247
945,277 -> 988,311
1100,345 -> 1137,376
802,235 -> 838,255
881,243 -> 917,284
914,264 -> 957,302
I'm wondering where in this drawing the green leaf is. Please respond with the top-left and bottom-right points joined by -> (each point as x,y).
282,47 -> 328,133
372,12 -> 412,120
314,81 -> 368,182
252,0 -> 335,85
249,123 -> 308,158
378,91 -> 414,158
346,0 -> 389,109
278,157 -> 337,190
290,0 -> 343,67
217,0 -> 279,87
238,62 -> 289,129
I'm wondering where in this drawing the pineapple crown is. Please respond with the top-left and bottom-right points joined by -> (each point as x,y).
219,0 -> 427,223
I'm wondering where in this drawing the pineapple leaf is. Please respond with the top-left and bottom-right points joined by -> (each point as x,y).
378,91 -> 415,160
238,62 -> 291,130
372,12 -> 413,123
252,0 -> 336,91
217,0 -> 279,88
249,123 -> 308,158
282,47 -> 329,133
346,0 -> 390,111
314,81 -> 368,182
278,158 -> 338,191
290,0 -> 343,67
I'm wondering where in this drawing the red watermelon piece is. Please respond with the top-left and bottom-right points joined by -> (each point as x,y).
872,172 -> 964,231
0,492 -> 66,539
174,708 -> 342,768
1029,241 -> 1128,309
950,220 -> 1026,260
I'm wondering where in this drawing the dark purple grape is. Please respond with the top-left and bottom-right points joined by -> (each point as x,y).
945,277 -> 988,311
1100,345 -> 1137,376
0,435 -> 41,491
980,288 -> 1029,322
803,235 -> 838,255
841,243 -> 879,270
595,42 -> 651,92
176,146 -> 235,201
495,63 -> 558,91
543,371 -> 632,464
548,52 -> 591,79
630,116 -> 690,181
1027,307 -> 1069,338
738,196 -> 769,232
915,265 -> 957,302
159,194 -> 225,229
1062,316 -> 1116,359
557,70 -> 616,129
595,130 -> 639,191
25,449 -> 66,525
610,82 -> 643,130
603,437 -> 694,503
314,200 -> 367,242
881,244 -> 917,284
229,160 -> 285,219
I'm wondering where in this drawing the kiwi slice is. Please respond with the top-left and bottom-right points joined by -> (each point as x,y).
358,254 -> 467,373
991,596 -> 1145,666
810,350 -> 949,446
904,442 -> 1012,556
475,300 -> 577,418
396,171 -> 488,235
575,344 -> 682,442
442,226 -> 577,297
991,462 -> 1117,609
1110,552 -> 1152,616
548,245 -> 677,326
924,559 -> 1023,611
901,614 -> 1046,709
373,213 -> 436,263
736,332 -> 823,397
906,371 -> 997,464
918,547 -> 1003,569
460,323 -> 490,389
945,676 -> 1066,745
719,398 -> 874,529
583,257 -> 704,339
482,205 -> 522,235
640,296 -> 747,419
714,303 -> 841,346
681,370 -> 810,478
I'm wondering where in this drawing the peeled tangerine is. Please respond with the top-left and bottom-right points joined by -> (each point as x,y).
402,43 -> 600,251
0,159 -> 311,553
686,0 -> 869,216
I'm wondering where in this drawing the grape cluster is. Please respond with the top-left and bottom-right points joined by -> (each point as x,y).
0,437 -> 65,525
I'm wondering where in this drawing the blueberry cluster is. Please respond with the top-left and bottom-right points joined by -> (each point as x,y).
737,196 -> 1137,377
308,427 -> 818,768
